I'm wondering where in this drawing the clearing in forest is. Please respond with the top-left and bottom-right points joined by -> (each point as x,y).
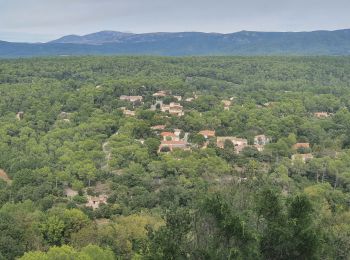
0,169 -> 11,184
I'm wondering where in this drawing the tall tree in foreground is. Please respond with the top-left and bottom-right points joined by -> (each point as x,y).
258,189 -> 320,260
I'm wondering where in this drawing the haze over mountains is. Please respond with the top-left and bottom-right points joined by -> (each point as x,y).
51,31 -> 135,45
1,29 -> 350,57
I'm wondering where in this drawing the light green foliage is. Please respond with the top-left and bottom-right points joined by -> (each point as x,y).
40,215 -> 65,246
19,245 -> 115,260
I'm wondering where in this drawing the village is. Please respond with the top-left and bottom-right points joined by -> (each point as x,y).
117,90 -> 319,160
63,89 -> 326,210
11,87 -> 334,211
118,91 -> 274,154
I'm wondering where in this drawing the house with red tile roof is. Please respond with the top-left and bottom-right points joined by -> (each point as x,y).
160,131 -> 179,141
158,140 -> 188,152
199,130 -> 216,139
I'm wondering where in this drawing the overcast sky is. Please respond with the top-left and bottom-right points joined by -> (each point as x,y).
0,0 -> 349,42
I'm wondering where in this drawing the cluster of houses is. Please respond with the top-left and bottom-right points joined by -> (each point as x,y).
160,102 -> 184,116
56,89 -> 328,212
119,95 -> 144,116
152,91 -> 185,116
153,90 -> 197,102
119,91 -> 240,118
118,92 -> 316,163
153,126 -> 315,164
119,95 -> 143,116
152,124 -> 271,154
216,134 -> 270,153
119,91 -> 186,117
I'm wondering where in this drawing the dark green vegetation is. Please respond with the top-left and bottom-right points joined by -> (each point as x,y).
1,29 -> 350,57
0,56 -> 350,259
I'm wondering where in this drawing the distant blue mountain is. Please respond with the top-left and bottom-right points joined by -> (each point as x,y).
51,31 -> 134,45
1,29 -> 350,57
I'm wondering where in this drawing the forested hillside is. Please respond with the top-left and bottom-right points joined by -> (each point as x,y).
0,56 -> 350,259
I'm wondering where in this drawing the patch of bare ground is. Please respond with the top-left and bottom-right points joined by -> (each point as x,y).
93,181 -> 111,194
0,169 -> 11,184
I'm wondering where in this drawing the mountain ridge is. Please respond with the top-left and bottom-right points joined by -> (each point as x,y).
1,29 -> 350,57
51,31 -> 135,45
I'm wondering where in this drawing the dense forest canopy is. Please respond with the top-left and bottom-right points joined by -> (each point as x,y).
0,56 -> 350,259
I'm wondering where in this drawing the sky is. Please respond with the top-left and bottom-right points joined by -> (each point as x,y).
0,0 -> 349,42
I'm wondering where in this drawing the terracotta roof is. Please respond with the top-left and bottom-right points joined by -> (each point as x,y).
161,132 -> 176,137
199,130 -> 216,137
